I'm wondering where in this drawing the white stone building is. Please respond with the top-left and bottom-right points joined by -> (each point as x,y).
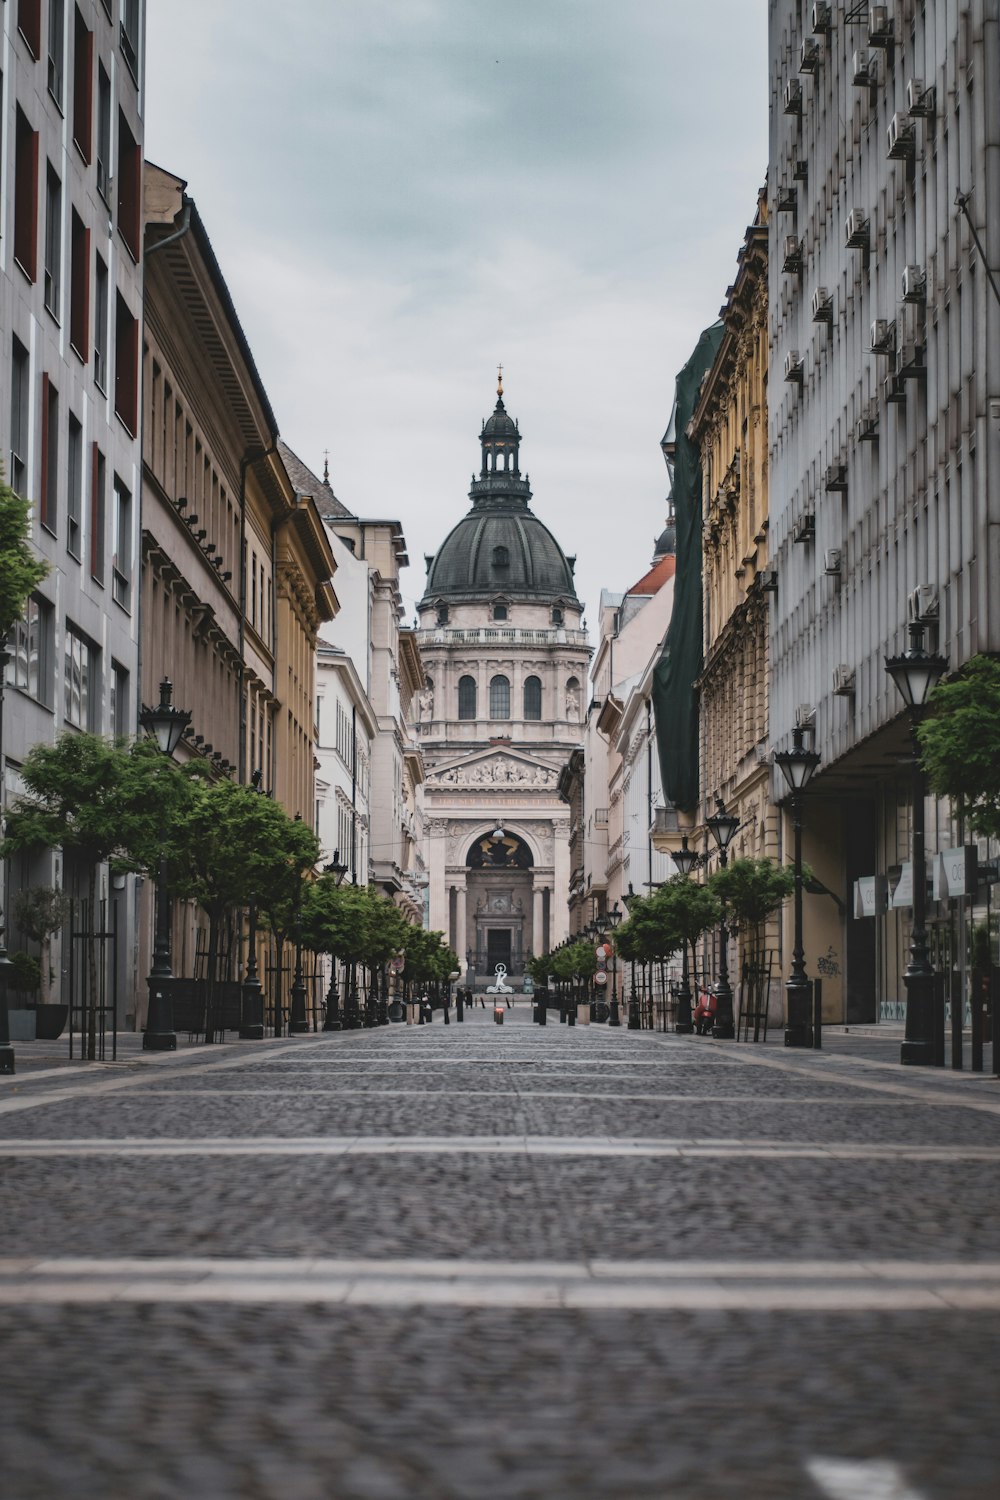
415,381 -> 591,978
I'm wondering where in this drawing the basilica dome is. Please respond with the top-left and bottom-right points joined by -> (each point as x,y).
420,385 -> 579,606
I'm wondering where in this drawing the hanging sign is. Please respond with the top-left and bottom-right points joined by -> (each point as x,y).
890,862 -> 914,909
934,846 -> 979,900
853,876 -> 887,918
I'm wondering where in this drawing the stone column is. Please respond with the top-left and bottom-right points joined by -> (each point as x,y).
552,820 -> 571,945
533,882 -> 545,956
455,880 -> 468,966
427,820 -> 449,932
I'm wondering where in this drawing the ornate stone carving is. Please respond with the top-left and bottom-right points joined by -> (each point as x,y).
430,756 -> 557,788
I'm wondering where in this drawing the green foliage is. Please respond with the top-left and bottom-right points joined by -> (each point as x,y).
616,878 -> 720,963
302,880 -> 410,969
525,952 -> 551,986
0,468 -> 48,640
918,656 -> 1000,840
254,811 -> 321,941
7,950 -> 41,996
548,940 -> 597,982
171,779 -> 314,924
0,733 -> 190,878
971,921 -> 993,975
707,857 -> 795,932
401,924 -> 460,984
12,886 -> 72,943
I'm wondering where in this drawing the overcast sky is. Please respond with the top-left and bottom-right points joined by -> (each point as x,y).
145,1 -> 768,630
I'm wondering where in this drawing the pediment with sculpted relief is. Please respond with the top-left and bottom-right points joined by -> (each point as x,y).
427,749 -> 558,791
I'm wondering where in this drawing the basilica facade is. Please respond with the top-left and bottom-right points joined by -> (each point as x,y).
415,381 -> 591,982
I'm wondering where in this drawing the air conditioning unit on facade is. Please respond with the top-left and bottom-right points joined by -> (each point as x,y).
853,50 -> 877,87
784,78 -> 804,114
783,235 -> 804,273
868,4 -> 894,46
870,318 -> 896,355
856,400 -> 880,442
845,209 -> 870,250
824,463 -> 848,492
776,183 -> 798,214
795,703 -> 817,729
812,2 -> 833,33
887,112 -> 916,160
800,38 -> 821,74
902,264 -> 927,302
784,350 -> 805,384
757,570 -> 779,593
792,513 -> 816,544
825,548 -> 843,576
907,78 -> 936,116
793,158 -> 809,182
811,286 -> 833,323
907,584 -> 939,624
833,664 -> 857,696
884,372 -> 907,404
897,338 -> 927,379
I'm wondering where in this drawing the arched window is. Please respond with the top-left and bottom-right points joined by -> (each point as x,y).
552,606 -> 564,625
523,675 -> 542,720
492,545 -> 510,569
458,675 -> 477,720
436,604 -> 449,626
489,674 -> 510,719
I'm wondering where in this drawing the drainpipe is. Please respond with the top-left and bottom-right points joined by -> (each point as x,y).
237,445 -> 277,785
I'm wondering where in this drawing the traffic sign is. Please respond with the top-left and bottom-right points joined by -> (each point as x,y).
594,970 -> 608,986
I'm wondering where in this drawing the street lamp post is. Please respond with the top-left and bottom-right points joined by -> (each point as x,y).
240,769 -> 266,1041
885,622 -> 949,1066
774,727 -> 821,1048
605,902 -> 623,1027
706,797 -> 740,1040
140,679 -> 191,1052
671,835 -> 700,1034
0,922 -> 15,1075
321,850 -> 350,1031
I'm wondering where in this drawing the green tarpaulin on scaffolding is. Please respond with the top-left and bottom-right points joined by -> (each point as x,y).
651,321 -> 724,814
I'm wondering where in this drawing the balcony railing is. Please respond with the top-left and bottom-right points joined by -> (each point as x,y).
416,626 -> 589,648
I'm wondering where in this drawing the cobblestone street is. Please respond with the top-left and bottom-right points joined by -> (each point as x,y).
3,1008 -> 1000,1499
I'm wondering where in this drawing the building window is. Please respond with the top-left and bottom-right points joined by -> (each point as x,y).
94,253 -> 108,389
458,675 -> 477,720
7,594 -> 53,705
44,162 -> 62,317
552,606 -> 564,625
67,413 -> 82,559
492,603 -> 507,621
120,0 -> 139,79
72,6 -> 93,162
10,338 -> 30,497
492,545 -> 510,568
524,675 -> 542,720
110,661 -> 129,739
18,0 -> 42,59
90,444 -> 105,583
112,475 -> 131,608
14,106 -> 39,281
64,623 -> 96,728
489,674 -> 510,719
116,109 -> 141,260
47,0 -> 65,105
40,375 -> 58,533
436,604 -> 449,626
69,209 -> 89,359
96,62 -> 110,200
114,292 -> 138,434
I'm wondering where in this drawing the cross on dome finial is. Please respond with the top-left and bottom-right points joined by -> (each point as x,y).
497,364 -> 504,400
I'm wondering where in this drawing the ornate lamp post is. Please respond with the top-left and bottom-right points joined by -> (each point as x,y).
139,680 -> 191,1052
604,902 -> 623,1026
239,769 -> 267,1041
774,727 -> 821,1048
671,835 -> 700,1034
321,850 -> 349,1031
0,921 -> 15,1075
706,797 -> 740,1040
885,622 -> 948,1066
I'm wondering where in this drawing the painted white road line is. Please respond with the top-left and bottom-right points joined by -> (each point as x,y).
807,1457 -> 926,1500
2,1135 -> 999,1161
1,1257 -> 999,1313
125,1089 -> 903,1105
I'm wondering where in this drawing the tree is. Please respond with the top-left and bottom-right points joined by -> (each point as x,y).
401,924 -> 460,988
0,469 -> 48,642
12,886 -> 72,1004
617,879 -> 720,978
0,733 -> 191,1055
706,857 -> 795,952
918,655 -> 1000,840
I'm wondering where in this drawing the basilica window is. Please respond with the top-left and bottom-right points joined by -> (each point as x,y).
492,604 -> 507,621
523,676 -> 542,720
489,674 -> 510,719
492,545 -> 509,569
552,606 -> 564,625
458,675 -> 477,720
436,604 -> 449,625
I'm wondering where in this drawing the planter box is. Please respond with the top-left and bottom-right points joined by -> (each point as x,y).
7,1009 -> 37,1042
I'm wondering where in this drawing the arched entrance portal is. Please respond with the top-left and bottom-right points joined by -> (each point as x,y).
467,829 -> 533,978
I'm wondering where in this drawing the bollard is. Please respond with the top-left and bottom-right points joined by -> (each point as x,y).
456,990 -> 465,1023
494,1003 -> 504,1026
